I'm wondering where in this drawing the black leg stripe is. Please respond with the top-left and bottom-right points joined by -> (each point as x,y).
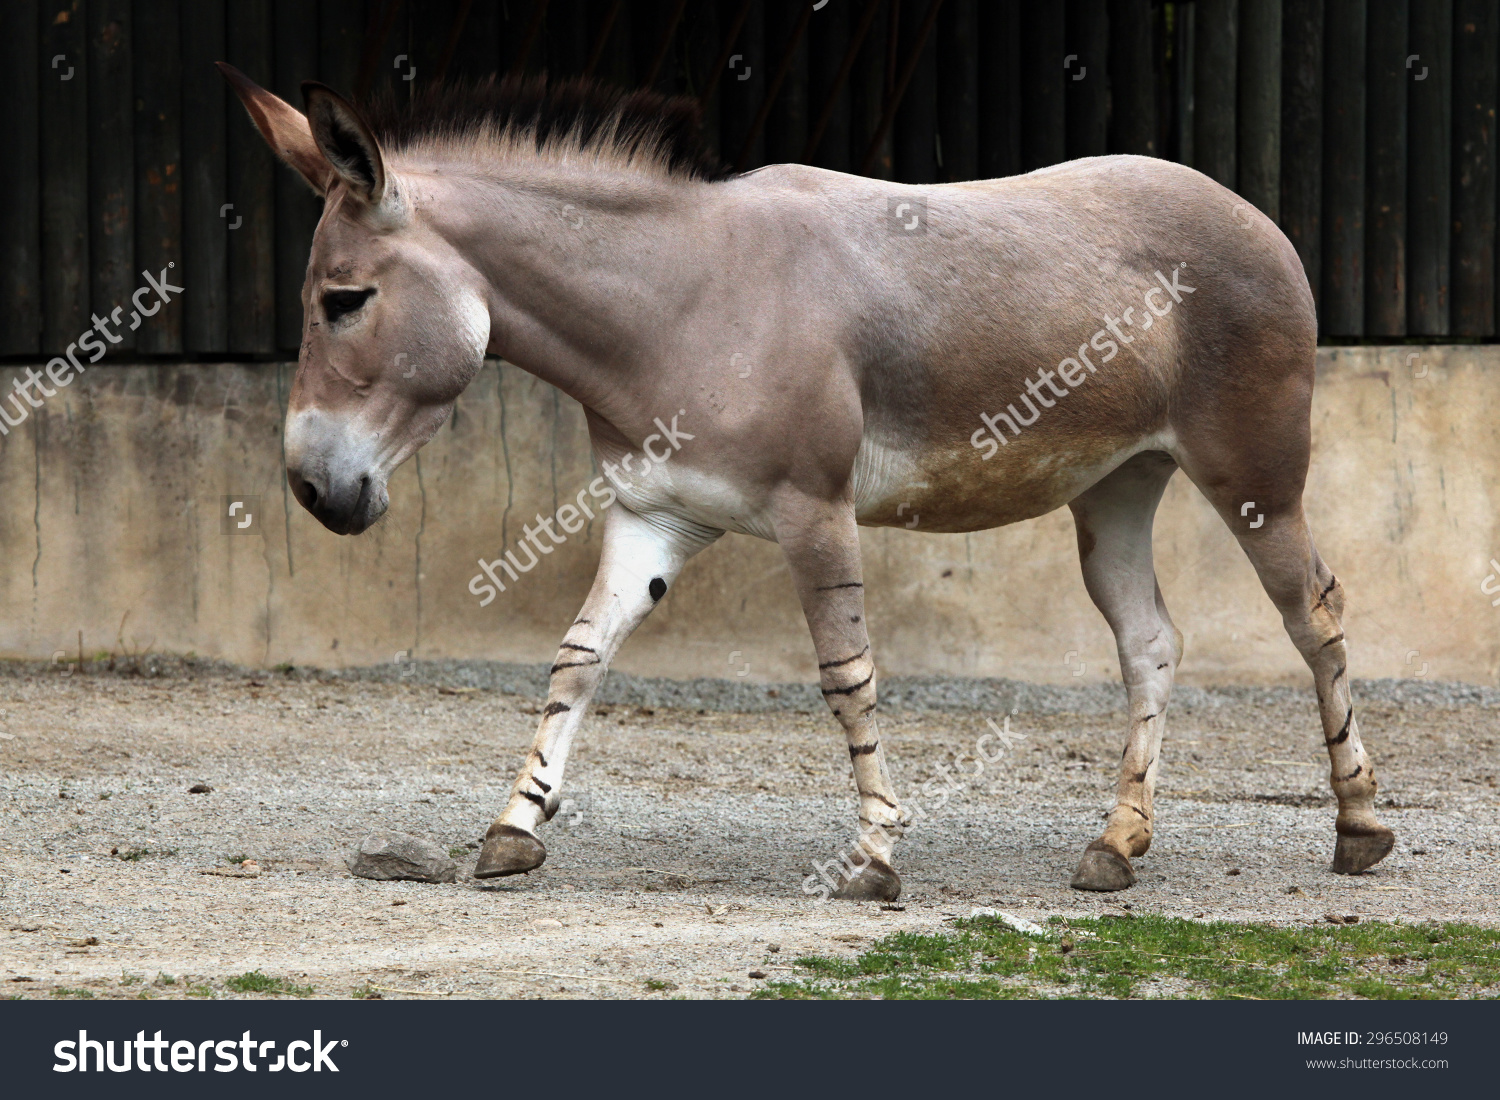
1337,764 -> 1363,782
816,581 -> 864,591
1320,632 -> 1345,649
819,645 -> 870,670
532,776 -> 552,793
530,749 -> 548,769
848,741 -> 879,757
521,790 -> 548,809
550,658 -> 600,674
559,643 -> 597,655
543,701 -> 571,717
822,672 -> 874,697
1327,706 -> 1353,746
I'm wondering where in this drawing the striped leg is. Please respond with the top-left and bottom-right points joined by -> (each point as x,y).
1234,510 -> 1394,874
475,506 -> 720,879
1067,453 -> 1183,891
778,503 -> 906,902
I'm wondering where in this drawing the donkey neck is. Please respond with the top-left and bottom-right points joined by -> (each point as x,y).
409,155 -> 718,417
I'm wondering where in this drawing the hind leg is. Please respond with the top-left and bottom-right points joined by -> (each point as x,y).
1221,504 -> 1393,872
1067,452 -> 1184,891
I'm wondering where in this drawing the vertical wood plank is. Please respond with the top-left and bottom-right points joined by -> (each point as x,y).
1451,0 -> 1496,336
977,0 -> 1020,178
181,0 -> 228,353
1020,3 -> 1065,170
451,0 -> 502,82
1174,0 -> 1195,165
807,0 -> 851,170
318,0 -> 366,92
0,0 -> 41,355
1320,0 -> 1365,336
684,1 -> 722,158
1065,0 -> 1109,160
1406,0 -> 1450,335
719,0 -> 764,170
1363,0 -> 1407,335
88,0 -> 135,353
766,0 -> 810,166
1193,0 -> 1238,187
134,0 -> 184,355
851,0 -> 892,179
937,0 -> 977,180
40,0 -> 90,354
275,0 -> 320,353
410,0 -> 457,80
546,0 -> 588,78
589,0 -> 632,88
1280,0 -> 1322,305
1107,0 -> 1157,156
226,0 -> 277,354
895,0 -> 939,183
1237,0 -> 1281,217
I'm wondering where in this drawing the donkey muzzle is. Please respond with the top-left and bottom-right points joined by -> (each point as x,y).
288,465 -> 386,535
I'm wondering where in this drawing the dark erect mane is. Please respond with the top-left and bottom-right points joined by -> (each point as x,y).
354,74 -> 732,181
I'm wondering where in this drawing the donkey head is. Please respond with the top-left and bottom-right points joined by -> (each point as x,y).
219,64 -> 491,534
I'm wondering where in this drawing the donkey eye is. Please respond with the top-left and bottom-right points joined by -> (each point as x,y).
323,287 -> 375,322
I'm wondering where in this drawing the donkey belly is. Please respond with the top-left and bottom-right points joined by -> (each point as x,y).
851,427 -> 1176,534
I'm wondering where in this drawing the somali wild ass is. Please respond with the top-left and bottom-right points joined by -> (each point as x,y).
219,65 -> 1393,899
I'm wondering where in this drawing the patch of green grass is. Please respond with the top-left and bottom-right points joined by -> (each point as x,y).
51,987 -> 95,999
643,978 -> 678,992
222,853 -> 250,865
120,973 -> 143,986
185,985 -> 215,999
754,916 -> 1500,1001
224,970 -> 315,998
351,984 -> 384,1000
155,972 -> 176,986
449,846 -> 470,859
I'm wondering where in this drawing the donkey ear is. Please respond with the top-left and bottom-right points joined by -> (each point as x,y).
302,82 -> 387,206
216,62 -> 331,195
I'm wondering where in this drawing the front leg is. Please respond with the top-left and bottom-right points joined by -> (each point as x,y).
778,502 -> 907,902
475,506 -> 720,878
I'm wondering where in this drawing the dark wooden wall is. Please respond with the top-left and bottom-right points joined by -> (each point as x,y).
2,0 -> 1497,355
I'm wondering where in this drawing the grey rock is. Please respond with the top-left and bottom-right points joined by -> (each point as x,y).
345,831 -> 457,884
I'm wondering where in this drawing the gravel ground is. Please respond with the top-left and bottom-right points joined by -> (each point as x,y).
1,661 -> 1496,1000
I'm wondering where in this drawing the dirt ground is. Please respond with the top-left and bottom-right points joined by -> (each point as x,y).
1,663 -> 1497,999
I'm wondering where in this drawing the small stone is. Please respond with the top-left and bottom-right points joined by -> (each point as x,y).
748,970 -> 766,979
240,860 -> 261,876
1226,868 -> 1241,876
767,944 -> 781,953
345,832 -> 457,884
533,918 -> 563,929
1285,886 -> 1306,896
1324,912 -> 1345,924
1343,914 -> 1359,924
187,783 -> 213,794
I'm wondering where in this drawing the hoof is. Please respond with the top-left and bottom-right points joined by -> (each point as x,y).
831,858 -> 902,902
1332,825 -> 1395,875
1070,843 -> 1137,892
474,824 -> 547,879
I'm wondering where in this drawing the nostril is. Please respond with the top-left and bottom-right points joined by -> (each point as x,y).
288,470 -> 320,513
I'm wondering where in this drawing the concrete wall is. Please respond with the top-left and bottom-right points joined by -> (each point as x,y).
2,346 -> 1497,685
